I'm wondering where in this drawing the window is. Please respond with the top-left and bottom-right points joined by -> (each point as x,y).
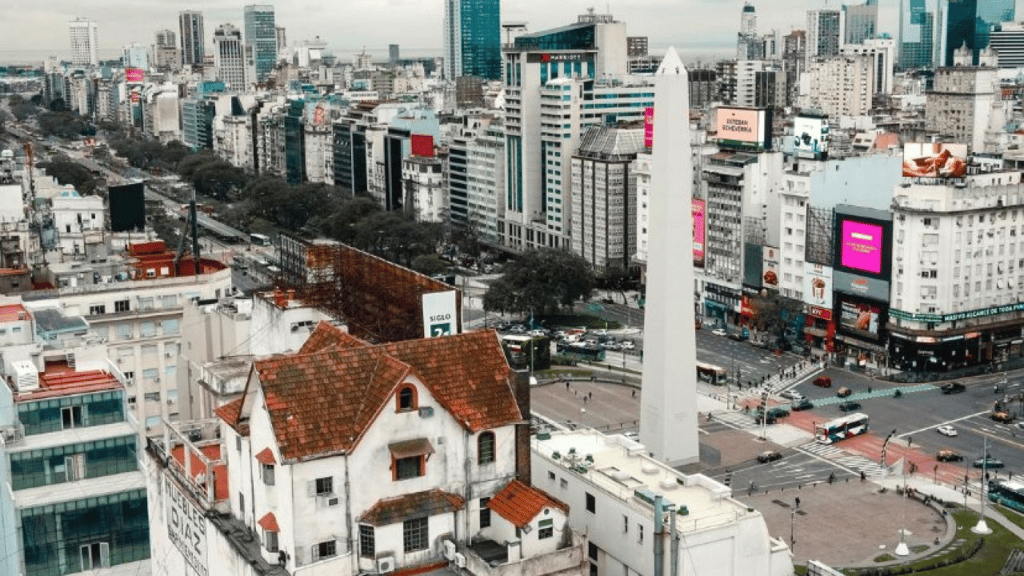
478,432 -> 495,465
638,524 -> 644,543
539,518 -> 554,539
395,456 -> 423,480
89,304 -> 106,315
548,471 -> 556,481
62,406 -> 82,429
560,478 -> 568,489
480,498 -> 491,528
114,300 -> 130,313
312,540 -> 336,561
397,385 -> 417,411
623,515 -> 629,533
261,463 -> 275,486
403,517 -> 429,552
359,525 -> 375,558
144,392 -> 161,402
163,319 -> 180,335
138,297 -> 154,311
588,542 -> 598,560
140,322 -> 156,338
80,542 -> 110,570
315,476 -> 333,496
264,530 -> 279,552
585,492 -> 595,513
116,324 -> 133,340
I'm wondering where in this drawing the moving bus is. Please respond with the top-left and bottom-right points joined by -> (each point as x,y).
557,342 -> 607,362
696,362 -> 728,385
989,479 -> 1024,514
814,412 -> 869,444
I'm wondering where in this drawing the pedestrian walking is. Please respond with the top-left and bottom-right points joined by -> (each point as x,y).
908,436 -> 912,447
583,396 -> 588,404
795,496 -> 800,508
589,391 -> 593,400
565,380 -> 570,391
631,389 -> 636,398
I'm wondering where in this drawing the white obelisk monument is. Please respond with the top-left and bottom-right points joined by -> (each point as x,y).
638,47 -> 699,465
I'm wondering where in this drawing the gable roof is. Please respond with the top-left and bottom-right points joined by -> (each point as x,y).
488,480 -> 569,529
236,324 -> 522,463
358,489 -> 465,526
215,397 -> 249,436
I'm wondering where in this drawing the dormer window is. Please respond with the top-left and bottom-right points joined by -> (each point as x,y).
397,385 -> 418,412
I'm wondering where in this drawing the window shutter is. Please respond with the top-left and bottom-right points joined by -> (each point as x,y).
307,480 -> 316,497
99,543 -> 110,568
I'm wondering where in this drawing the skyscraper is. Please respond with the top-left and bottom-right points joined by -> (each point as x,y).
443,0 -> 501,80
899,0 -> 936,69
244,4 -> 277,84
179,10 -> 205,66
68,17 -> 98,67
213,24 -> 246,89
844,0 -> 878,45
940,0 -> 1014,66
807,9 -> 842,62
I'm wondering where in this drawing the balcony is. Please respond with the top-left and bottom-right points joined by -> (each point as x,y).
463,529 -> 584,576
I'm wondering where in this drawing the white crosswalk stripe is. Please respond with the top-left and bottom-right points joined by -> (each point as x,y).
798,441 -> 888,477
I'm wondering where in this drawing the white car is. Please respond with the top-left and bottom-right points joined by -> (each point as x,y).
780,390 -> 805,401
712,328 -> 727,337
620,340 -> 635,350
937,425 -> 958,437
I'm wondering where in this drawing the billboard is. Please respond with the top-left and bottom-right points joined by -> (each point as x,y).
839,220 -> 884,275
644,107 -> 654,148
108,182 -> 146,232
803,263 -> 833,309
692,198 -> 705,267
793,116 -> 829,158
125,67 -> 145,83
715,107 -> 770,151
833,270 -> 890,301
903,143 -> 968,178
836,296 -> 886,341
762,246 -> 779,288
165,475 -> 208,576
411,134 -> 434,157
422,290 -> 458,338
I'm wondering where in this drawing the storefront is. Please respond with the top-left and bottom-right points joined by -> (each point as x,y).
804,305 -> 835,357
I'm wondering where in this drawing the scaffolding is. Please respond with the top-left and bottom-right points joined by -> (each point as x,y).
805,205 -> 835,265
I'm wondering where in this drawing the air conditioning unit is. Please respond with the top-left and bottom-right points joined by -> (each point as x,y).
376,555 -> 395,574
319,495 -> 339,507
153,377 -> 161,383
454,553 -> 466,568
442,539 -> 456,561
418,406 -> 434,418
165,353 -> 173,358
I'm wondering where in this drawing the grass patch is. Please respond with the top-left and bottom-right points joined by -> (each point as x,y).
995,504 -> 1024,532
794,565 -> 808,576
909,545 -> 930,554
874,554 -> 896,563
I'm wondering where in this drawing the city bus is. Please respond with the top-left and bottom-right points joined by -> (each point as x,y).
989,479 -> 1024,514
814,413 -> 870,444
557,342 -> 607,362
696,362 -> 729,385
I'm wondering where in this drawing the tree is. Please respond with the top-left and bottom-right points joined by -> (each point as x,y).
411,254 -> 449,276
315,194 -> 381,244
37,155 -> 99,196
599,264 -> 635,304
750,292 -> 803,348
483,248 -> 596,316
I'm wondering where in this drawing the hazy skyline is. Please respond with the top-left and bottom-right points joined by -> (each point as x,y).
1,0 -> 1023,65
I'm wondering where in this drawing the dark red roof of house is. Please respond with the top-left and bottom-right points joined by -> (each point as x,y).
258,512 -> 280,532
239,325 -> 521,463
215,397 -> 249,436
358,489 -> 465,526
17,370 -> 121,401
255,447 -> 276,465
298,321 -> 365,354
488,479 -> 569,529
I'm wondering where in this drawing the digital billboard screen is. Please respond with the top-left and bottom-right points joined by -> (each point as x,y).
793,116 -> 829,158
410,134 -> 434,157
644,107 -> 654,148
125,67 -> 145,83
903,143 -> 968,178
837,296 -> 886,341
762,246 -> 779,288
804,263 -> 833,310
840,220 -> 884,275
715,107 -> 769,151
692,198 -> 705,267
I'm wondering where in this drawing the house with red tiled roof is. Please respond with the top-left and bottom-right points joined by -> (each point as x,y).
147,321 -> 585,576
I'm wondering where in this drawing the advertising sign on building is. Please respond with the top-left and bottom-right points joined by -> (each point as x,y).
422,290 -> 459,338
762,246 -> 779,288
125,68 -> 145,83
692,198 -> 706,267
803,263 -> 833,309
411,134 -> 435,157
715,106 -> 770,151
837,297 -> 884,341
165,475 -> 208,576
644,107 -> 654,148
793,115 -> 829,159
902,143 -> 968,178
840,220 -> 884,275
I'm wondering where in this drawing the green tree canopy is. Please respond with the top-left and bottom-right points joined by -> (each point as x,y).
483,248 -> 595,316
37,155 -> 99,196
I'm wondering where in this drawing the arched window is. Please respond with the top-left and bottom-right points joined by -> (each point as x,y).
397,385 -> 417,411
478,431 -> 495,465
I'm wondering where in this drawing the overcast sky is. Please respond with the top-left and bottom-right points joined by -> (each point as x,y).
1,0 -> 1023,64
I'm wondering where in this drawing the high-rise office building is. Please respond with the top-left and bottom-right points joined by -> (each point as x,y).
389,43 -> 401,63
154,28 -> 176,48
153,28 -> 181,71
213,24 -> 246,89
275,25 -> 286,53
899,0 -> 937,69
443,0 -> 501,80
807,9 -> 842,62
737,3 -> 762,59
989,22 -> 1024,68
68,17 -> 98,67
940,0 -> 1014,66
179,10 -> 205,66
844,0 -> 878,45
122,42 -> 149,70
244,4 -> 277,84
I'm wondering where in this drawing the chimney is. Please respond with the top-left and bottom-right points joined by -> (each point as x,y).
287,289 -> 296,304
274,288 -> 286,307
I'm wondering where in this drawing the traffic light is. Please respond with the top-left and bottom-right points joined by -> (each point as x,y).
724,473 -> 732,487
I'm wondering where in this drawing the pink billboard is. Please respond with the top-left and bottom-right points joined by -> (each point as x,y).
840,220 -> 883,274
716,107 -> 762,145
692,198 -> 705,267
644,107 -> 653,148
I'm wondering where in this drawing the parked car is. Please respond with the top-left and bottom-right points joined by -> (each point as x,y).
791,399 -> 814,411
838,400 -> 861,412
754,412 -> 777,425
991,411 -> 1015,424
766,407 -> 790,419
936,425 -> 958,437
936,450 -> 963,462
620,340 -> 635,350
941,383 -> 966,395
757,450 -> 783,463
973,456 -> 1005,469
814,376 -> 832,387
780,390 -> 805,401
712,328 -> 727,337
837,386 -> 853,398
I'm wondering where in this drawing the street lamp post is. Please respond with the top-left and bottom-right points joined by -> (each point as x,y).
790,507 -> 796,553
973,435 -> 993,534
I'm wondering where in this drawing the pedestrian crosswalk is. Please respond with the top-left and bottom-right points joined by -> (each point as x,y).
808,383 -> 937,407
798,440 -> 889,478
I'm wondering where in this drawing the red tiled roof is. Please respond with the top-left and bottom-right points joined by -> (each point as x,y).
255,447 -> 276,465
488,480 -> 569,529
258,512 -> 280,532
17,370 -> 121,401
0,303 -> 29,323
358,489 -> 465,526
298,321 -> 365,355
171,444 -> 228,502
250,329 -> 521,462
215,397 -> 249,436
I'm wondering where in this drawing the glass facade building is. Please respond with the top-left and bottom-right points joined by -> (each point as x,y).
899,0 -> 937,69
443,0 -> 501,80
244,4 -> 277,84
941,0 -> 1014,65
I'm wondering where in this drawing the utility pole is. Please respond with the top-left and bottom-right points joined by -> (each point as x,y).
973,435 -> 992,534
